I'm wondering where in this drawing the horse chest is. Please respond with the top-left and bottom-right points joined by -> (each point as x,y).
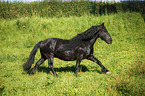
74,45 -> 92,58
84,47 -> 92,57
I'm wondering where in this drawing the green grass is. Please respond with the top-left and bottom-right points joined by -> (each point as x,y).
0,12 -> 145,96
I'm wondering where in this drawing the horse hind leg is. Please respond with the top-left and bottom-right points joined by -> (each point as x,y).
48,56 -> 57,76
29,58 -> 45,75
75,54 -> 83,76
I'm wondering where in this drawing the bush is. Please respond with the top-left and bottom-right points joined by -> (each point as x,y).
0,1 -> 145,19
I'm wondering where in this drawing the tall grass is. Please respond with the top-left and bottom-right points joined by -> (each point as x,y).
109,60 -> 145,95
0,12 -> 145,95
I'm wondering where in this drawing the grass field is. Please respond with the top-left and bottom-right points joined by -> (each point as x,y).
0,12 -> 145,96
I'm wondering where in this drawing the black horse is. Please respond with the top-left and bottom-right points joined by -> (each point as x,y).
23,23 -> 112,76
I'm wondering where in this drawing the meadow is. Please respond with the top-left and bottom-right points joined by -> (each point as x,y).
0,12 -> 145,95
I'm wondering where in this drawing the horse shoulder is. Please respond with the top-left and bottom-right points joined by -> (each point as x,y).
76,41 -> 93,57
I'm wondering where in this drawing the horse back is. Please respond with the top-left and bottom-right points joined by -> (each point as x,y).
40,38 -> 70,54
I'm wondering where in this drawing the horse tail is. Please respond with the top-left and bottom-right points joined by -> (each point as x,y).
23,41 -> 42,71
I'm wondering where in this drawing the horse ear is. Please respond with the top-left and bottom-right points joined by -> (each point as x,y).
101,23 -> 104,25
97,23 -> 104,30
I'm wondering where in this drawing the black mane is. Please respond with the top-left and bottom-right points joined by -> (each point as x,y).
64,26 -> 98,50
71,26 -> 98,41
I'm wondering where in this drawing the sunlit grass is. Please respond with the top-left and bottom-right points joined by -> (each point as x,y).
0,12 -> 145,96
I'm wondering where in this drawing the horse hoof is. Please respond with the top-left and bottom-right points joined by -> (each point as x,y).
106,71 -> 110,74
29,72 -> 34,76
55,74 -> 59,77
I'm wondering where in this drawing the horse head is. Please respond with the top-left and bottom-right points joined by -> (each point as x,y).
97,23 -> 112,44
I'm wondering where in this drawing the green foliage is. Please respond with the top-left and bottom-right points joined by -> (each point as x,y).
110,60 -> 145,96
0,1 -> 145,19
0,12 -> 145,95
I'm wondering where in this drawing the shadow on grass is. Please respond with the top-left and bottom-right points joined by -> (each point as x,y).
24,65 -> 102,75
37,65 -> 89,74
0,87 -> 5,96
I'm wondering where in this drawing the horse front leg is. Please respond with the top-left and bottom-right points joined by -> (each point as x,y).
88,55 -> 110,74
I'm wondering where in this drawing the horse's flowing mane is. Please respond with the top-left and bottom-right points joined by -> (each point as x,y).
64,26 -> 98,50
72,26 -> 98,41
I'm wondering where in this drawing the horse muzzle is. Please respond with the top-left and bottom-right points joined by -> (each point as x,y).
107,38 -> 112,44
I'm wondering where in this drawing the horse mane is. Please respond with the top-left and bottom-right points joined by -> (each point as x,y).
64,26 -> 99,50
71,26 -> 98,41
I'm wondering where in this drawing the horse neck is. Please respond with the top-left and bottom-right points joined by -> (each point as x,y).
90,33 -> 99,45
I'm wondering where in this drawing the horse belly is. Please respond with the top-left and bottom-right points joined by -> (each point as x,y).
54,50 -> 76,61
